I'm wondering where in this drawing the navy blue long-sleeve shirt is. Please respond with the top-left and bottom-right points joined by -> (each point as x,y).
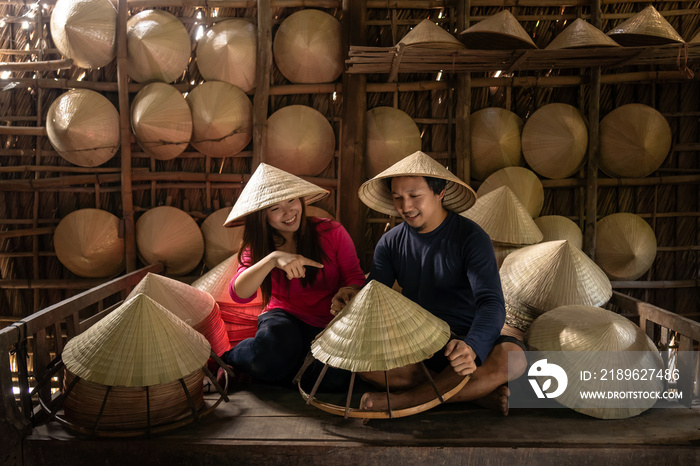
369,211 -> 506,366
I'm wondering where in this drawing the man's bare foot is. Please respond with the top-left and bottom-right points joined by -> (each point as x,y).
473,385 -> 510,416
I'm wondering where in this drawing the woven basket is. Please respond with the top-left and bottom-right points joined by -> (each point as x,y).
595,213 -> 657,281
201,207 -> 244,269
606,5 -> 684,46
366,106 -> 422,178
477,166 -> 542,218
197,19 -> 257,92
546,18 -> 621,49
399,19 -> 464,48
470,107 -> 524,181
534,215 -> 583,250
459,10 -> 537,50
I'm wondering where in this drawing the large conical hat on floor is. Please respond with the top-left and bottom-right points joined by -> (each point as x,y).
477,166 -> 543,218
191,255 -> 238,304
201,207 -> 244,269
534,215 -> 583,250
311,280 -> 451,372
62,294 -> 211,387
462,186 -> 542,246
54,208 -> 125,278
470,107 -> 524,181
599,104 -> 671,178
399,19 -> 464,48
595,213 -> 657,281
223,163 -> 329,227
521,103 -> 588,179
50,0 -> 117,69
366,106 -> 422,178
606,6 -> 684,46
196,19 -> 257,93
546,18 -> 621,49
459,10 -> 537,50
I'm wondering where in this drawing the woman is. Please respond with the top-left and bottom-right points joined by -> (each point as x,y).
221,163 -> 365,386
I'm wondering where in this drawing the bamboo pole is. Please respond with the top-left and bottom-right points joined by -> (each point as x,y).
0,59 -> 73,71
455,0 -> 471,183
0,126 -> 46,136
252,0 -> 272,171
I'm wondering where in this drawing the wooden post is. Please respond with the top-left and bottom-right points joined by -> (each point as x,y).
252,0 -> 273,171
455,1 -> 471,182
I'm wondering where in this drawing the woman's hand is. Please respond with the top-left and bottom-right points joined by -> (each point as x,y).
270,251 -> 324,280
330,285 -> 362,315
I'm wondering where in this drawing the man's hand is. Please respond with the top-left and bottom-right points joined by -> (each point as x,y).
444,339 -> 477,376
330,286 -> 361,315
271,251 -> 323,280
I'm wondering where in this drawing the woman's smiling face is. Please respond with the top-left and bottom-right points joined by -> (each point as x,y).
265,198 -> 303,234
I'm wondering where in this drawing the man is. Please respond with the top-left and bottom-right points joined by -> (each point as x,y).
332,151 -> 527,415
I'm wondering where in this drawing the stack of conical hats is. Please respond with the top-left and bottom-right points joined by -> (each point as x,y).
399,19 -> 464,48
470,108 -> 524,181
459,10 -> 537,49
546,18 -> 620,49
534,215 -> 583,249
606,6 -> 684,46
477,167 -> 543,218
201,207 -> 244,269
595,213 -> 657,281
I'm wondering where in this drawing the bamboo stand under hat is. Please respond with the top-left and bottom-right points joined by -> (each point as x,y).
459,10 -> 537,50
606,5 -> 685,46
545,18 -> 621,50
366,106 -> 422,178
595,213 -> 657,281
477,166 -> 543,218
534,215 -> 583,250
399,19 -> 465,48
201,207 -> 244,269
470,108 -> 524,181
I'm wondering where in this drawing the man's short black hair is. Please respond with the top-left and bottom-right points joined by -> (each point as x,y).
384,176 -> 447,195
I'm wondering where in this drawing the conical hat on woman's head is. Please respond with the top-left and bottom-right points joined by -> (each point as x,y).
201,207 -> 244,268
470,107 -> 524,181
595,213 -> 657,281
459,10 -> 537,50
366,106 -> 422,178
196,19 -> 257,93
606,6 -> 684,46
546,18 -> 621,49
399,19 -> 464,48
477,166 -> 543,218
534,215 -> 583,249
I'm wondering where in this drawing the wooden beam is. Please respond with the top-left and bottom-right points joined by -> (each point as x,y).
252,0 -> 272,171
0,59 -> 73,71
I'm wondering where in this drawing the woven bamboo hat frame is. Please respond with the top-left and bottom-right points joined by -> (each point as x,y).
606,5 -> 685,46
265,105 -> 336,176
53,209 -> 125,278
273,9 -> 343,84
366,106 -> 422,178
477,166 -> 543,218
126,9 -> 191,83
521,103 -> 588,179
398,18 -> 465,48
135,206 -> 204,275
599,104 -> 672,178
186,81 -> 253,158
470,107 -> 524,181
50,0 -> 117,69
191,254 -> 239,304
223,163 -> 329,227
130,83 -> 192,161
358,151 -> 476,217
545,18 -> 621,49
534,215 -> 583,250
196,19 -> 257,93
595,213 -> 657,281
462,186 -> 543,246
201,207 -> 244,268
459,10 -> 537,50
525,305 -> 664,419
46,89 -> 120,167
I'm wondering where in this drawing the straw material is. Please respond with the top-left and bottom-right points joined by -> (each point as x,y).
470,107 -> 524,181
130,83 -> 192,161
599,104 -> 671,178
62,293 -> 211,387
399,19 -> 464,48
50,0 -> 117,69
196,19 -> 257,93
366,106 -> 422,178
521,103 -> 588,179
201,207 -> 244,268
546,18 -> 621,50
126,9 -> 191,83
595,213 -> 657,281
266,105 -> 335,176
606,6 -> 684,46
135,206 -> 204,276
459,10 -> 537,50
692,30 -> 700,43
477,166 -> 543,218
273,9 -> 343,83
525,305 -> 663,419
306,205 -> 334,219
54,208 -> 125,278
462,186 -> 543,246
223,163 -> 329,227
46,89 -> 120,167
493,243 -> 523,269
358,151 -> 476,217
311,280 -> 451,372
187,81 -> 253,158
191,254 -> 239,304
534,215 -> 583,250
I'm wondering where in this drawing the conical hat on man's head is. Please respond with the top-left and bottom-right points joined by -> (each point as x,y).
546,18 -> 621,49
223,163 -> 329,227
358,151 -> 476,217
477,166 -> 543,218
606,5 -> 684,46
459,10 -> 537,50
399,19 -> 464,48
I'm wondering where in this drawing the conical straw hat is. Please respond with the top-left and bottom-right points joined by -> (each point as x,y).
130,83 -> 192,161
599,104 -> 671,178
366,106 -> 422,178
126,9 -> 191,83
546,18 -> 621,49
266,105 -> 335,176
196,19 -> 257,93
201,207 -> 244,268
470,107 -> 524,181
525,305 -> 663,419
399,19 -> 465,48
606,6 -> 684,46
46,89 -> 120,167
462,186 -> 543,246
691,30 -> 700,43
534,215 -> 583,250
311,280 -> 451,372
273,9 -> 343,84
187,81 -> 253,158
477,166 -> 543,218
595,213 -> 657,281
223,163 -> 329,227
306,205 -> 334,219
492,243 -> 523,269
54,208 -> 125,278
50,0 -> 117,69
62,293 -> 211,387
521,103 -> 588,179
459,10 -> 537,50
191,254 -> 239,304
358,151 -> 476,216
135,206 -> 204,275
